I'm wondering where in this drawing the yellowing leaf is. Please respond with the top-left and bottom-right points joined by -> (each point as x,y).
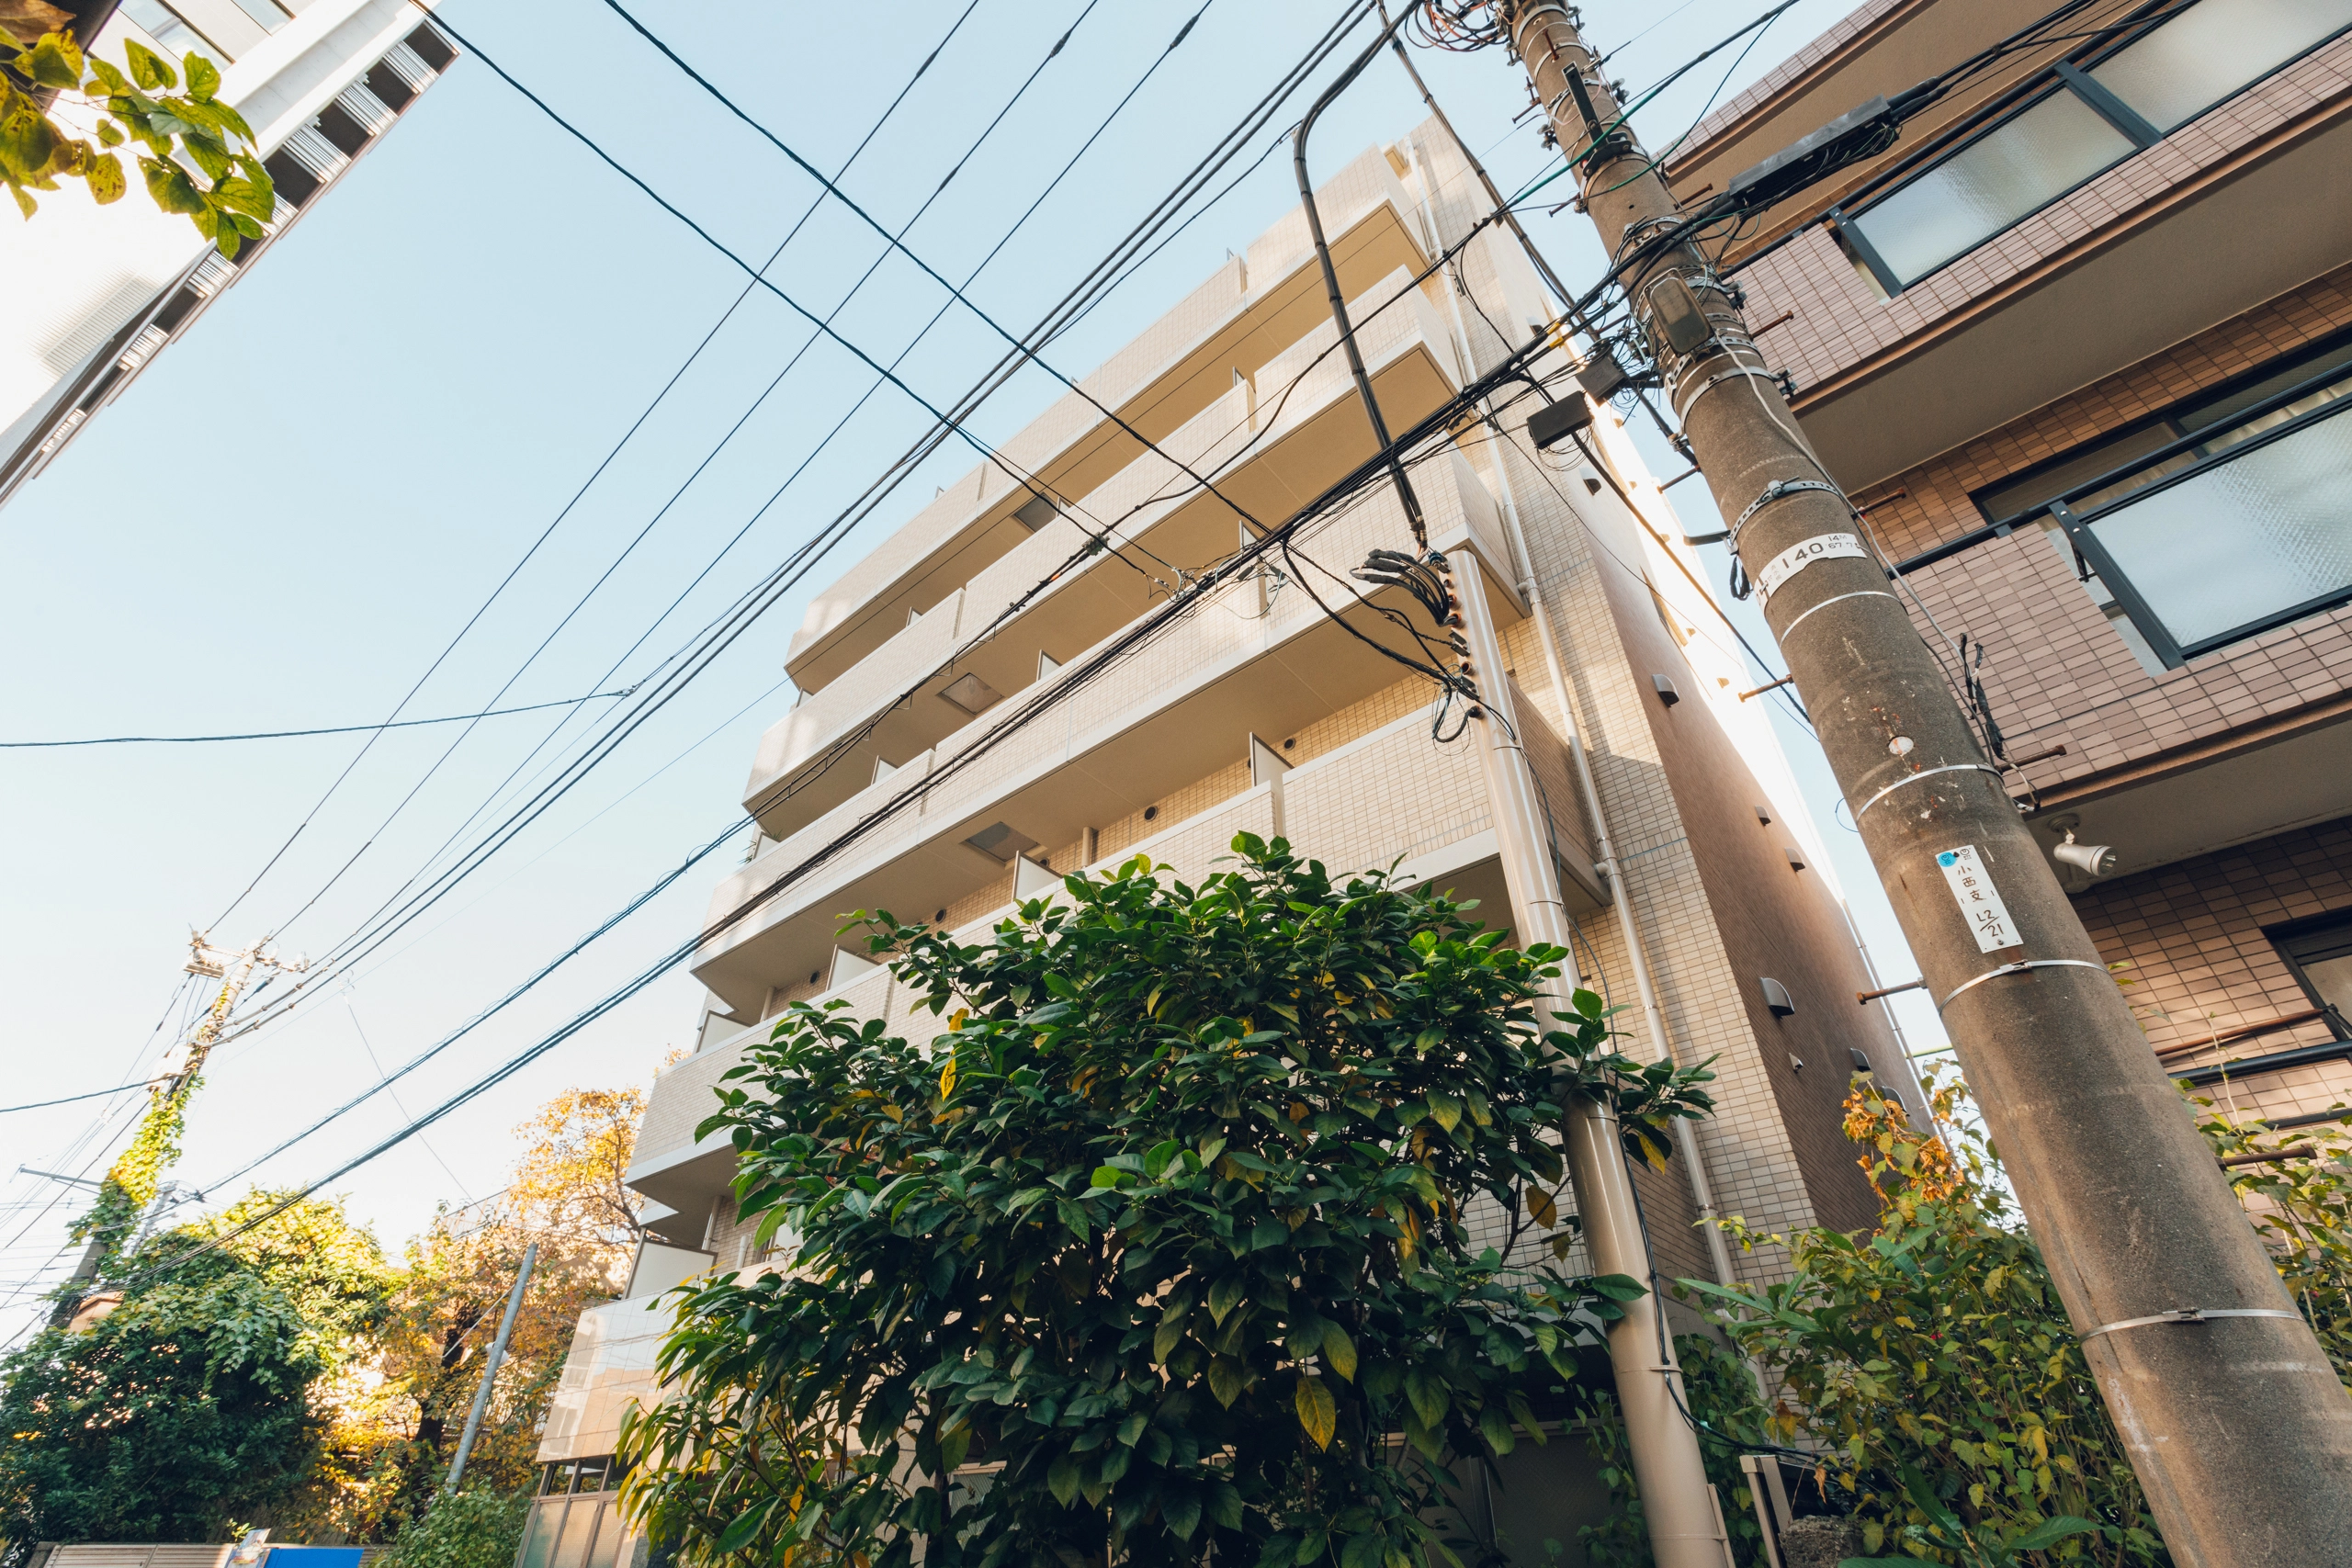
1427,1090 -> 1462,1133
1527,1185 -> 1558,1229
1321,1322 -> 1358,1382
947,1007 -> 968,1032
1295,1374 -> 1336,1450
938,1055 -> 957,1099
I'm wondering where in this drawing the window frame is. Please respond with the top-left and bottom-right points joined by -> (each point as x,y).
1832,0 -> 2352,295
2043,381 -> 2352,666
2267,909 -> 2352,1039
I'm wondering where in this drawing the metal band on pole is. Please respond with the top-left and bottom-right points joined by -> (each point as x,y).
1939,959 -> 2112,1012
1850,763 -> 2007,822
2080,1308 -> 2303,1343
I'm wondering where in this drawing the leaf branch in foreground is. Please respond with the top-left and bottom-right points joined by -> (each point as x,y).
2,21 -> 273,254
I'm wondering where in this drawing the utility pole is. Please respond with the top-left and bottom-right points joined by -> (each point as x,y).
54,931 -> 305,1318
447,1241 -> 537,1492
1492,5 -> 2352,1561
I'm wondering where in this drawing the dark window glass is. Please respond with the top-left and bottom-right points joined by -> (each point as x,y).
2273,913 -> 2352,1032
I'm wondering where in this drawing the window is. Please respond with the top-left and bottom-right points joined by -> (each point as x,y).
1966,329 -> 2352,667
2271,912 -> 2352,1034
1836,0 -> 2352,294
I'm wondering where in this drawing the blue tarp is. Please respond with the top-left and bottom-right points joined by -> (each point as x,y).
265,1550 -> 363,1568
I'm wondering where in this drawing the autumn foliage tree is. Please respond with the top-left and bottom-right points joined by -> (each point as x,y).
620,837 -> 1714,1568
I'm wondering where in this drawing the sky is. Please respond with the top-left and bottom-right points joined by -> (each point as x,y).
0,0 -> 1939,1341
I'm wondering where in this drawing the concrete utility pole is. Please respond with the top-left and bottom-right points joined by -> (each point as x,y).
1495,5 -> 2352,1562
447,1240 -> 537,1491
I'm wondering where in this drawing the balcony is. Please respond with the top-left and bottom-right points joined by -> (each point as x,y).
692,450 -> 1565,1018
782,152 -> 1431,694
742,270 -> 1462,840
1720,5 -> 2352,488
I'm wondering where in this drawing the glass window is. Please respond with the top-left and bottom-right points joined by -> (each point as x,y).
116,0 -> 208,59
551,1495 -> 601,1568
1848,89 -> 2133,286
516,1501 -> 565,1568
2276,914 -> 2352,1027
2092,0 -> 2352,133
2074,402 -> 2352,652
572,1458 -> 607,1494
584,1503 -> 625,1568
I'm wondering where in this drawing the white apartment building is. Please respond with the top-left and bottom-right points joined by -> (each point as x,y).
0,0 -> 453,505
523,118 -> 1916,1566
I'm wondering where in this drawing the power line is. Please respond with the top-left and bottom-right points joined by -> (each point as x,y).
214,0 -> 992,937
139,333 -> 1556,1301
0,1084 -> 149,1114
189,1 -> 1382,1065
0,688 -> 637,748
263,0 -> 1124,954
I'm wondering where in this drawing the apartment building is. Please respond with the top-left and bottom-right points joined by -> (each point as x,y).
0,0 -> 453,507
1660,0 -> 2352,1129
523,118 -> 1917,1566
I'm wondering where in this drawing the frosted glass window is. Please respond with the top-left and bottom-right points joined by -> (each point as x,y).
584,1503 -> 624,1568
2092,0 -> 2352,132
1849,90 -> 2132,284
516,1501 -> 565,1568
2082,408 -> 2352,650
551,1495 -> 600,1568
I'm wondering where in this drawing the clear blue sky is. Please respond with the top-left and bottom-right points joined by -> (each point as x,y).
0,0 -> 1934,1336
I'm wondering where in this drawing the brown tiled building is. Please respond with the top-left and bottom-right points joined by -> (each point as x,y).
1668,0 -> 2352,1124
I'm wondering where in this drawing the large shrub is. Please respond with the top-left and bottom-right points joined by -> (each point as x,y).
620,836 -> 1713,1568
1687,1074 -> 2157,1566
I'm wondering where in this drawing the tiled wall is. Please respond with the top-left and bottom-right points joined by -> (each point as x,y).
1849,268 -> 2352,798
2074,817 -> 2352,1123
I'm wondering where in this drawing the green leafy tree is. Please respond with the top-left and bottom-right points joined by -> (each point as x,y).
620,835 -> 1714,1568
0,1270 -> 326,1553
1684,1072 -> 2148,1567
3,5 -> 275,252
382,1488 -> 534,1568
0,1191 -> 391,1559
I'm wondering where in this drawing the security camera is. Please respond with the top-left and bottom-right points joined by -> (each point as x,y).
2052,829 -> 2118,877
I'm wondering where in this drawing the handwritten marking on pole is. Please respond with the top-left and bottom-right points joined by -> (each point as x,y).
1758,533 -> 1866,601
1938,845 -> 2021,953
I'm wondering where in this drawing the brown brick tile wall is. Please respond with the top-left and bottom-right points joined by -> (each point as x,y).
2074,818 -> 2352,1123
1845,269 -> 2352,795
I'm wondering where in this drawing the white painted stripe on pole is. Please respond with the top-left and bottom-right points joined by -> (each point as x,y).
1937,845 -> 2021,953
1757,532 -> 1867,602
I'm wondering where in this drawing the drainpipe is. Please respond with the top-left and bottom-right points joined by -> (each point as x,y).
1294,62 -> 1731,1568
1396,132 -> 1741,1292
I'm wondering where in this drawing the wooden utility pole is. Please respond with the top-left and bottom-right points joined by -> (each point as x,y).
1492,5 -> 2352,1561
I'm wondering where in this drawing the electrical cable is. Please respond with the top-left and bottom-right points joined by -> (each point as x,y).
0,688 -> 638,748
170,3 -> 1392,1189
0,1084 -> 150,1115
589,0 -> 1274,536
192,1 -> 1386,1058
242,0 -> 1291,996
138,332 -> 1565,1295
254,0 -> 1116,946
200,2 -> 988,936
